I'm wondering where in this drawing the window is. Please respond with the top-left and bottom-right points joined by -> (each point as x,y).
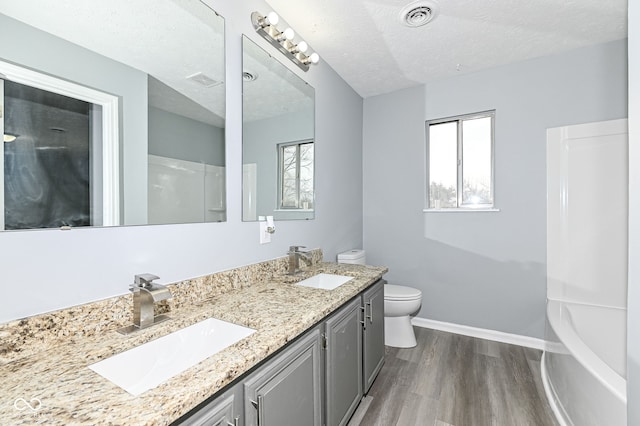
426,111 -> 495,209
278,140 -> 314,210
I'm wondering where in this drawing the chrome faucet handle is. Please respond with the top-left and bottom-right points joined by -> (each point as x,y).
133,273 -> 160,288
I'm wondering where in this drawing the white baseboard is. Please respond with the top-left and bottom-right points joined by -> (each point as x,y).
411,316 -> 547,351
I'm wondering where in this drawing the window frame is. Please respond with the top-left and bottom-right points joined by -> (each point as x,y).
425,110 -> 496,211
277,139 -> 314,210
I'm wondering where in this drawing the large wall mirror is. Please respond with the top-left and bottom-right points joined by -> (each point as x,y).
242,36 -> 315,221
0,0 -> 225,231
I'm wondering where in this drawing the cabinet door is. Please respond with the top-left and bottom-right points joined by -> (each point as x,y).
244,327 -> 322,426
363,280 -> 385,394
325,297 -> 363,426
178,386 -> 241,426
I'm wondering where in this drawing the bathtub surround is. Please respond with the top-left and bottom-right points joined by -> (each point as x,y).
363,39 -> 628,340
543,118 -> 628,425
0,252 -> 386,424
547,119 -> 628,311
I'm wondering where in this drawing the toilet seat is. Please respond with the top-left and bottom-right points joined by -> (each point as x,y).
384,284 -> 422,301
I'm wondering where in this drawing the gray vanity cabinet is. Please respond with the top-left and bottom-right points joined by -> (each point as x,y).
178,281 -> 385,426
362,280 -> 385,394
179,384 -> 242,426
325,297 -> 363,426
243,327 -> 323,426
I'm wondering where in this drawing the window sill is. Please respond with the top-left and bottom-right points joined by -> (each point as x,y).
423,208 -> 500,213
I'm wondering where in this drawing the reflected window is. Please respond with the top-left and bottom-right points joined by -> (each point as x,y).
278,141 -> 314,210
427,111 -> 495,209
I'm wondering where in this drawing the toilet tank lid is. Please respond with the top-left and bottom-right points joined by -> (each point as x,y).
337,249 -> 365,261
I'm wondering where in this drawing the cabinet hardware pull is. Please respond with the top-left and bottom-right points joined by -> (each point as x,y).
257,395 -> 264,426
366,301 -> 373,324
227,415 -> 240,426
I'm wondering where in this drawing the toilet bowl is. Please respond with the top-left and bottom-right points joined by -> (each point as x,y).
337,249 -> 423,348
383,284 -> 422,348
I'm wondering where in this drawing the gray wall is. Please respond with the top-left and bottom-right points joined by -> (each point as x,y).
627,2 -> 639,422
0,0 -> 363,322
0,14 -> 149,225
148,106 -> 225,166
363,39 -> 628,339
243,108 -> 314,219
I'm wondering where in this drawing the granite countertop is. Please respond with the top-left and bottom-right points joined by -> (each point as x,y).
1,262 -> 386,425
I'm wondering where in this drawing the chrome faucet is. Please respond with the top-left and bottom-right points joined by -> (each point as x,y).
118,274 -> 172,334
287,246 -> 313,275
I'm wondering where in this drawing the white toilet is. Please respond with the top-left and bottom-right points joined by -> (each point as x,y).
337,249 -> 423,348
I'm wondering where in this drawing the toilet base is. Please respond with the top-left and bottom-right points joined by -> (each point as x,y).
384,315 -> 417,348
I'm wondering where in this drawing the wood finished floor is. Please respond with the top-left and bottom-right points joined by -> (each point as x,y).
348,327 -> 558,426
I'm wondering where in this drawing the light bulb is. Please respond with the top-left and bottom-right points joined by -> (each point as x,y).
309,53 -> 320,64
297,41 -> 308,53
266,11 -> 279,26
283,28 -> 295,40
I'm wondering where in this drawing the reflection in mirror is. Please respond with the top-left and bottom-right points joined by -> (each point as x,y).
0,0 -> 225,230
242,36 -> 315,221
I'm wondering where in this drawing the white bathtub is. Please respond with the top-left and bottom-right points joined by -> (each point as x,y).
542,300 -> 627,426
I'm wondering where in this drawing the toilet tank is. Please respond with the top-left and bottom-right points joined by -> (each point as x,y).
337,249 -> 366,265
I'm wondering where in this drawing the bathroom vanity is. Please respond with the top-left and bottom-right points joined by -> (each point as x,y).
0,253 -> 386,426
180,279 -> 385,426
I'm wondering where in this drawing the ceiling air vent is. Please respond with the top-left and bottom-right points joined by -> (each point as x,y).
186,72 -> 222,88
400,1 -> 439,27
242,71 -> 258,82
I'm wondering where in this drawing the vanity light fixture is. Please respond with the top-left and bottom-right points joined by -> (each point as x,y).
251,11 -> 320,72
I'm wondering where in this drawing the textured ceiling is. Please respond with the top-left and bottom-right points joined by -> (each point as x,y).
0,0 -> 225,126
243,36 -> 314,123
266,0 -> 628,98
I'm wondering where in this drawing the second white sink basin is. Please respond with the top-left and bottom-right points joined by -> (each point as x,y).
89,318 -> 255,396
296,273 -> 354,290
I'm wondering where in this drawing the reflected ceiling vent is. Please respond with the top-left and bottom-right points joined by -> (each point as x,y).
243,71 -> 258,82
186,72 -> 222,88
400,1 -> 439,27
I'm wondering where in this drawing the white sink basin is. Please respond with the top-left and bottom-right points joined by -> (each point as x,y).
296,273 -> 354,290
89,318 -> 255,396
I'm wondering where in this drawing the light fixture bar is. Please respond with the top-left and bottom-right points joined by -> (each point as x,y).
251,11 -> 319,72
